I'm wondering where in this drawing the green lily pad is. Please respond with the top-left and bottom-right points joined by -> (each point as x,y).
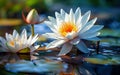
84,54 -> 120,65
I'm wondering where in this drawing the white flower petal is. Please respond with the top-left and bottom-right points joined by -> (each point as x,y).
27,35 -> 32,46
76,41 -> 89,53
75,8 -> 82,30
44,21 -> 57,33
42,33 -> 63,39
6,34 -> 14,43
55,12 -> 64,26
75,7 -> 81,22
48,16 -> 56,25
81,25 -> 104,35
46,39 -> 66,49
60,9 -> 66,20
65,13 -> 69,22
14,42 -> 21,52
0,37 -> 8,49
81,32 -> 100,39
66,31 -> 77,39
55,12 -> 63,21
79,18 -> 97,34
29,45 -> 40,52
12,30 -> 20,40
12,30 -> 18,38
21,29 -> 27,38
30,34 -> 38,45
88,25 -> 104,32
69,9 -> 75,23
58,43 -> 73,56
21,29 -> 27,45
70,37 -> 80,45
81,11 -> 91,27
80,25 -> 103,39
5,33 -> 9,41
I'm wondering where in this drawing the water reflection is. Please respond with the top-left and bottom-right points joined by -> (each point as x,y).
1,53 -> 93,75
0,53 -> 20,65
0,53 -> 63,74
0,37 -> 120,75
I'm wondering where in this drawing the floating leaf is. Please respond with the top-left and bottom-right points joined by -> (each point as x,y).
5,60 -> 63,73
84,54 -> 120,65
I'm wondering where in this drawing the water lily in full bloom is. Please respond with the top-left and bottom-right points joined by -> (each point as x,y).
42,7 -> 104,56
0,29 -> 39,53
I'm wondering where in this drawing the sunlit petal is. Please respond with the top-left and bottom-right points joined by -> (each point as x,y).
42,33 -> 63,39
46,39 -> 66,49
58,43 -> 73,56
60,9 -> 66,20
69,9 -> 75,23
27,35 -> 32,45
81,11 -> 91,27
75,7 -> 81,22
86,25 -> 104,33
48,16 -> 57,25
81,32 -> 100,39
44,21 -> 57,33
79,18 -> 97,34
29,45 -> 40,52
70,37 -> 80,45
30,34 -> 38,45
65,13 -> 69,22
0,37 -> 7,49
55,12 -> 62,21
12,30 -> 19,38
66,31 -> 77,39
76,41 -> 89,53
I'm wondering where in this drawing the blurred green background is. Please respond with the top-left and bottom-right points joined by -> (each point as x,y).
0,0 -> 120,18
0,0 -> 120,36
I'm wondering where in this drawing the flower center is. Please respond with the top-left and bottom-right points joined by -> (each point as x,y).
9,41 -> 15,47
58,22 -> 78,37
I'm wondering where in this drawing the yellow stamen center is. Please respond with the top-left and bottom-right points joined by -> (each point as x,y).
58,22 -> 78,37
9,41 -> 15,47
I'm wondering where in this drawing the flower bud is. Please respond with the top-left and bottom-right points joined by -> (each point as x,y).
26,9 -> 40,24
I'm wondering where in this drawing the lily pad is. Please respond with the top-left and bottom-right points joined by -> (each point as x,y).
84,54 -> 120,65
5,60 -> 63,73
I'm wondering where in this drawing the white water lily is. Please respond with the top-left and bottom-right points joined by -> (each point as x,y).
42,7 -> 104,56
0,29 -> 39,53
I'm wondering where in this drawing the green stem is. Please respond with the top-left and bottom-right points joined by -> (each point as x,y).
73,65 -> 80,75
31,24 -> 34,36
75,65 -> 81,75
96,41 -> 100,54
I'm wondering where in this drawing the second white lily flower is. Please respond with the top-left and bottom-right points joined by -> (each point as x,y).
0,29 -> 39,53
